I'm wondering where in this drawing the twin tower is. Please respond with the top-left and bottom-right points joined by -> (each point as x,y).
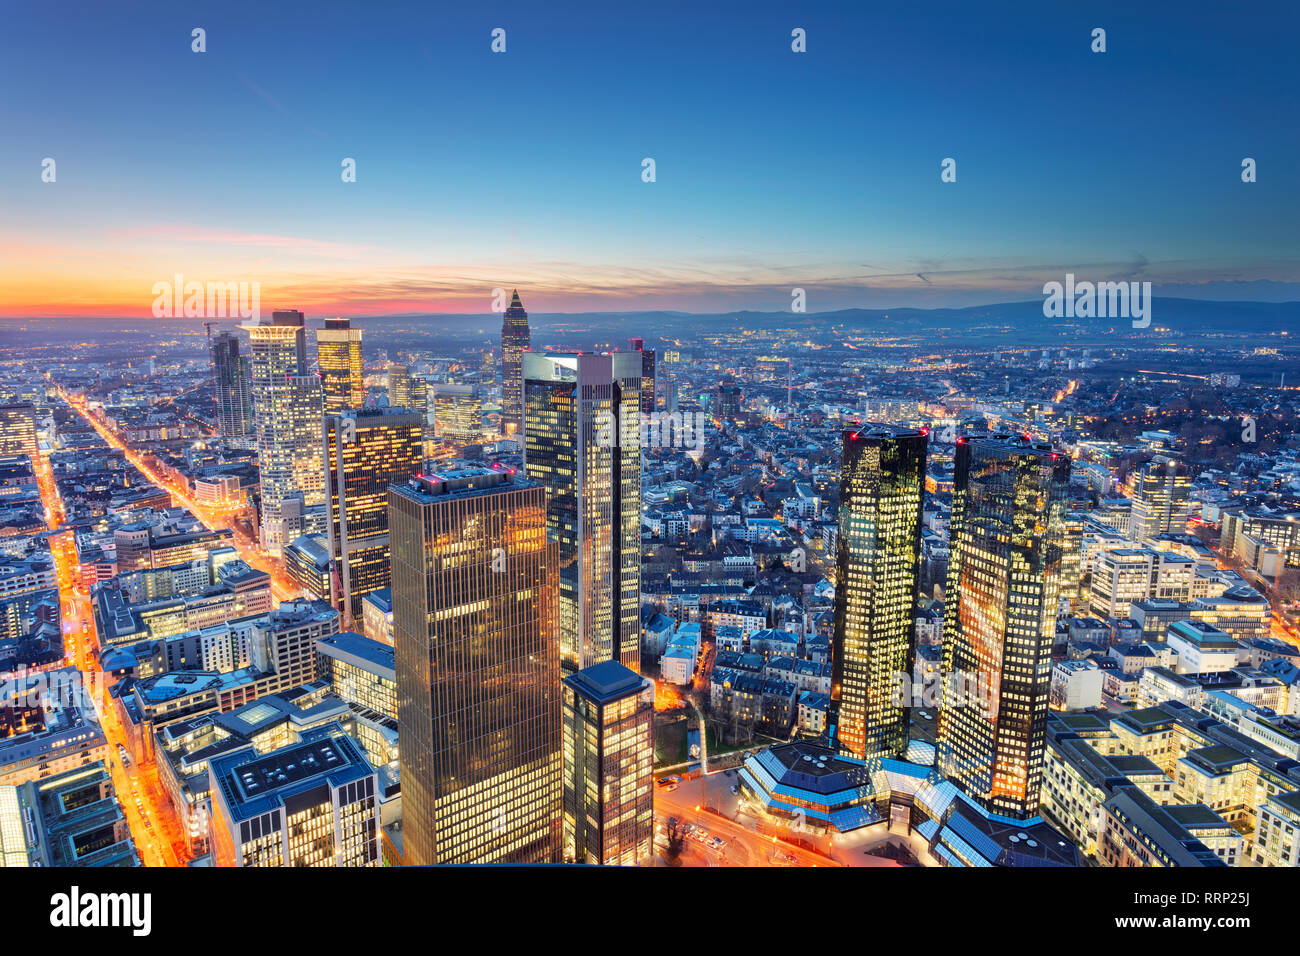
832,425 -> 1070,820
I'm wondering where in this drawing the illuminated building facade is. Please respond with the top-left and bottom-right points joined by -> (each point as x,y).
831,425 -> 927,761
209,332 -> 252,443
207,723 -> 379,867
1130,456 -> 1191,541
523,350 -> 642,675
390,469 -> 561,864
939,432 -> 1070,820
628,337 -> 656,413
323,407 -> 423,623
242,310 -> 325,553
316,317 -> 364,415
561,660 -> 654,865
387,365 -> 427,421
500,289 -> 531,433
431,383 -> 482,444
0,403 -> 38,459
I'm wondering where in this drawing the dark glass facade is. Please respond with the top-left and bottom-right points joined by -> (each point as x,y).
391,469 -> 562,865
523,352 -> 641,676
209,331 -> 252,441
831,425 -> 927,761
938,433 -> 1070,819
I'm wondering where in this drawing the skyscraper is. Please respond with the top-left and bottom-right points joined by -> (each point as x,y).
209,331 -> 252,443
0,403 -> 38,459
830,425 -> 927,762
523,351 -> 642,675
391,468 -> 561,865
242,310 -> 325,553
323,407 -> 424,623
430,383 -> 482,444
561,660 -> 654,865
628,337 -> 656,414
938,432 -> 1070,820
387,365 -> 427,421
1130,456 -> 1191,541
500,289 -> 531,434
316,317 -> 364,415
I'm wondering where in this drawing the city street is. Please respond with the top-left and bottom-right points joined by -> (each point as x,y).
37,418 -> 194,867
57,388 -> 298,602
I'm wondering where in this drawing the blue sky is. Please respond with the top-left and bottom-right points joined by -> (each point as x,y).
1,0 -> 1297,316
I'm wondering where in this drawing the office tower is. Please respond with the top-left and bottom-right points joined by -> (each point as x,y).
430,384 -> 482,444
387,365 -> 427,421
938,433 -> 1070,820
523,351 -> 642,675
316,317 -> 364,414
284,534 -> 334,603
500,289 -> 531,434
628,337 -> 657,413
830,425 -> 927,761
323,407 -> 424,623
0,403 -> 38,459
1130,456 -> 1191,541
717,382 -> 742,419
561,660 -> 654,865
242,310 -> 325,553
391,469 -> 561,865
209,331 -> 252,443
208,724 -> 379,867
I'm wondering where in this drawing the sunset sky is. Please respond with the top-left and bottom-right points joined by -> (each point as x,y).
2,0 -> 1298,319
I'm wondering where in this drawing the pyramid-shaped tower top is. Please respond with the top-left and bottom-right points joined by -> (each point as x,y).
509,289 -> 525,311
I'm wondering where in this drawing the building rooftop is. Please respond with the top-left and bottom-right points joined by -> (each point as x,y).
563,660 -> 647,705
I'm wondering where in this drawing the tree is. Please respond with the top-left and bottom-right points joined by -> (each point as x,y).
665,817 -> 686,865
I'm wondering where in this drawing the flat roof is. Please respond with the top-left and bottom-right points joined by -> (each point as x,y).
563,660 -> 646,705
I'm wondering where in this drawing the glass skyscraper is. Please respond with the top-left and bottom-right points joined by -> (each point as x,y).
938,432 -> 1070,820
391,468 -> 561,865
523,351 -> 642,675
209,331 -> 252,443
628,337 -> 656,413
500,289 -> 531,434
323,406 -> 424,624
316,317 -> 364,415
831,425 -> 927,761
1130,456 -> 1191,541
